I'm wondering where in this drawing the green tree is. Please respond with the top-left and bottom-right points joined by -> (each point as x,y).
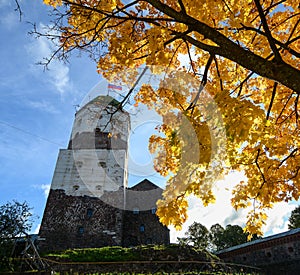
221,225 -> 248,248
177,222 -> 210,250
178,222 -> 255,251
288,205 -> 300,229
209,223 -> 225,251
0,201 -> 33,272
209,224 -> 252,251
0,201 -> 33,239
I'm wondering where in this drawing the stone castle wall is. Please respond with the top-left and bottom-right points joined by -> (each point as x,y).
38,189 -> 124,251
122,209 -> 170,247
216,228 -> 300,275
39,96 -> 169,252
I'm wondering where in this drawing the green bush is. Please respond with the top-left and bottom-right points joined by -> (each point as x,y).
47,246 -> 140,262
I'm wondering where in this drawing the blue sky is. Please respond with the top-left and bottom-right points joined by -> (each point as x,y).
0,0 -> 166,234
0,0 -> 297,241
0,0 -> 107,223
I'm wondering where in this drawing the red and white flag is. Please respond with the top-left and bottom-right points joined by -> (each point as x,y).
108,83 -> 122,91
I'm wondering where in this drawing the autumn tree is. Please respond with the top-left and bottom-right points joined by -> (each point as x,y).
38,0 -> 300,237
288,205 -> 300,229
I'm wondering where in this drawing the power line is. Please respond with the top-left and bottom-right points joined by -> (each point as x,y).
0,120 -> 65,147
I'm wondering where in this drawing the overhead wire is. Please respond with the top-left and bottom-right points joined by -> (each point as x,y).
0,120 -> 65,147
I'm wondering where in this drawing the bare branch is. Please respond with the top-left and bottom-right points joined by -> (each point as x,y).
254,149 -> 267,198
184,41 -> 197,75
177,0 -> 187,15
230,71 -> 254,96
101,66 -> 149,130
279,148 -> 298,167
287,19 -> 300,43
14,0 -> 22,21
276,93 -> 293,124
295,94 -> 299,124
213,56 -> 223,91
119,66 -> 149,108
266,82 -> 278,120
186,54 -> 214,111
221,0 -> 233,14
240,24 -> 300,58
254,0 -> 282,62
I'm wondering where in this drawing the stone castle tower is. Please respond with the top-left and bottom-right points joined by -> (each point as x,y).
39,95 -> 169,251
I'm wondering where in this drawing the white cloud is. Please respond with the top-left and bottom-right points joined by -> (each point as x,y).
33,184 -> 51,199
0,10 -> 18,29
170,172 -> 247,243
40,184 -> 51,198
0,0 -> 14,8
26,99 -> 60,114
26,24 -> 72,95
263,202 -> 296,235
32,223 -> 41,234
0,0 -> 19,29
170,171 -> 297,243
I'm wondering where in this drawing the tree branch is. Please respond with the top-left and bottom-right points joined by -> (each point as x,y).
184,41 -> 197,75
43,0 -> 300,93
186,54 -> 214,111
279,148 -> 298,168
266,82 -> 278,120
145,0 -> 300,93
276,93 -> 293,124
254,149 -> 267,198
287,19 -> 299,43
213,56 -> 223,91
295,93 -> 299,124
253,0 -> 282,62
239,24 -> 300,59
177,0 -> 187,15
14,0 -> 22,21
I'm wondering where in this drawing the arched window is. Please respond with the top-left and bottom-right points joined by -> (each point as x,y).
133,207 -> 139,214
98,161 -> 107,168
78,226 -> 84,235
151,208 -> 156,214
87,208 -> 93,218
73,185 -> 79,191
146,238 -> 152,244
140,224 -> 145,232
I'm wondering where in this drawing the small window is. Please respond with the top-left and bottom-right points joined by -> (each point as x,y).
98,161 -> 107,168
140,224 -> 145,232
133,208 -> 139,214
76,161 -> 83,168
96,185 -> 102,191
151,208 -> 156,214
87,208 -> 93,218
78,226 -> 84,235
146,238 -> 152,244
288,247 -> 294,253
73,185 -> 79,191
